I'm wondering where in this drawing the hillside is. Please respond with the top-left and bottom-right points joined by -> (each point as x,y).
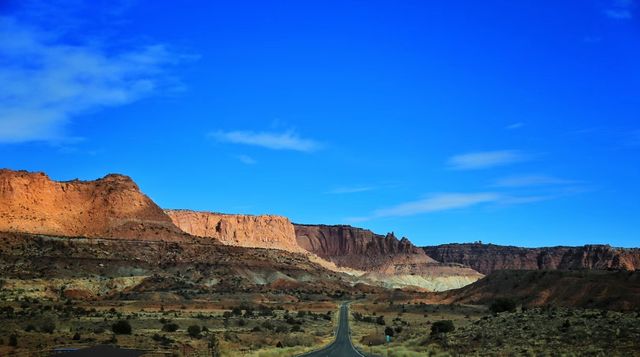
436,269 -> 640,311
423,243 -> 640,274
295,224 -> 483,290
0,169 -> 187,241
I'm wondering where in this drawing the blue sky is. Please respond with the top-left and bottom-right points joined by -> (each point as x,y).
1,0 -> 639,247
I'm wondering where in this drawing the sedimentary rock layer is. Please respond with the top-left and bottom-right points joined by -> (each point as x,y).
0,169 -> 186,241
423,243 -> 640,274
165,209 -> 304,252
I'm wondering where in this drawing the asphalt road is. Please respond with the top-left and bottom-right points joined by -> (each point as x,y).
299,303 -> 367,357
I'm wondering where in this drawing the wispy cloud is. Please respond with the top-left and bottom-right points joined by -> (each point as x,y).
210,130 -> 322,152
605,0 -> 634,19
236,154 -> 257,165
327,186 -> 377,194
506,122 -> 525,130
447,150 -> 529,170
493,174 -> 578,188
348,192 -> 500,222
0,15 -> 188,144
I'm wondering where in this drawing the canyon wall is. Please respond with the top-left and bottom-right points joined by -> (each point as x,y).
423,243 -> 640,274
165,209 -> 304,253
294,224 -> 483,290
294,224 -> 434,270
0,169 -> 186,241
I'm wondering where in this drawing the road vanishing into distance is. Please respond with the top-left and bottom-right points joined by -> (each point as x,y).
299,303 -> 368,357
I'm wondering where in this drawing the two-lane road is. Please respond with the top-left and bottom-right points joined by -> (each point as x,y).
299,303 -> 367,357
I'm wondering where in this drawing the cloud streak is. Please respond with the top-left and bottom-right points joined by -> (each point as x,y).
0,17 -> 186,144
605,0 -> 634,19
327,186 -> 377,194
210,130 -> 322,152
236,154 -> 257,165
349,192 -> 500,222
506,122 -> 524,130
447,150 -> 529,170
493,174 -> 578,188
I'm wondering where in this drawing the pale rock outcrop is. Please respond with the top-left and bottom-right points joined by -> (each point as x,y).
165,209 -> 305,253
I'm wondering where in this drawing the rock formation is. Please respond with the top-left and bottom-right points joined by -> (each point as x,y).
423,243 -> 640,274
0,169 -> 186,241
295,224 -> 434,270
294,224 -> 483,291
435,269 -> 640,311
165,209 -> 305,253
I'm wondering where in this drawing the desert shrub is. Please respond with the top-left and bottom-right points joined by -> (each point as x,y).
431,320 -> 455,335
376,316 -> 386,325
490,298 -> 517,314
41,320 -> 56,334
112,320 -> 132,335
232,307 -> 242,316
297,310 -> 307,318
24,324 -> 36,332
209,334 -> 220,356
162,322 -> 179,332
152,334 -> 174,346
262,320 -> 275,330
385,326 -> 395,337
72,332 -> 81,340
187,325 -> 201,338
9,334 -> 18,347
275,325 -> 289,333
291,325 -> 303,332
259,306 -> 274,317
93,327 -> 106,334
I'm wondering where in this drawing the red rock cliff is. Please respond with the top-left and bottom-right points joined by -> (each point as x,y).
294,224 -> 436,270
423,243 -> 640,274
165,209 -> 304,253
0,169 -> 186,240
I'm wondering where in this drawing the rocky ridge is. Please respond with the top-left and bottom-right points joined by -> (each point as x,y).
0,169 -> 187,241
423,243 -> 640,274
295,224 -> 483,291
165,209 -> 304,253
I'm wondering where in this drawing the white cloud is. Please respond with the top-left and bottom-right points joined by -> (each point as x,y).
236,154 -> 257,165
210,130 -> 322,152
447,150 -> 529,170
348,193 -> 500,222
506,122 -> 524,130
0,17 -> 185,144
605,0 -> 634,19
493,174 -> 577,188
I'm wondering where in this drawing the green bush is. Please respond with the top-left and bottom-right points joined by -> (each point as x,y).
9,334 -> 18,347
489,298 -> 517,314
112,320 -> 132,335
41,320 -> 56,334
162,322 -> 179,332
385,326 -> 395,337
187,325 -> 201,338
431,320 -> 455,335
